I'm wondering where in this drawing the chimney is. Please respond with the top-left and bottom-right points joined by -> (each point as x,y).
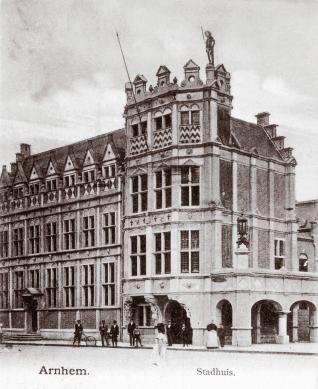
16,153 -> 23,163
20,144 -> 31,157
264,124 -> 277,138
10,162 -> 17,175
125,82 -> 133,101
255,112 -> 270,126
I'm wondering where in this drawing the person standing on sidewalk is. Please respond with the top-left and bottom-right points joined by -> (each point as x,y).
110,320 -> 119,347
128,319 -> 136,347
217,324 -> 226,348
133,325 -> 142,348
181,323 -> 189,347
99,320 -> 109,347
73,320 -> 83,347
166,320 -> 173,346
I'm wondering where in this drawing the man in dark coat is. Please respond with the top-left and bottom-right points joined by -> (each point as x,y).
166,320 -> 173,346
99,320 -> 109,347
110,320 -> 119,347
217,324 -> 226,348
127,319 -> 136,347
181,323 -> 189,347
73,319 -> 83,346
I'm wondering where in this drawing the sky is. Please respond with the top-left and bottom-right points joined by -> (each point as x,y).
0,0 -> 317,201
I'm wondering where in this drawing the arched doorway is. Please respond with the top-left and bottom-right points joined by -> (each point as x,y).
288,301 -> 317,342
164,300 -> 191,344
216,300 -> 232,344
251,300 -> 282,344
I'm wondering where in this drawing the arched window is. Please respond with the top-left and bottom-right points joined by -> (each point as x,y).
299,253 -> 308,272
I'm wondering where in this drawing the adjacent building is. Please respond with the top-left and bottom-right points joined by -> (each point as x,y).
0,43 -> 317,346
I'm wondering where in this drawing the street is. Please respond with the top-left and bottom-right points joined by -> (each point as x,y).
0,344 -> 317,389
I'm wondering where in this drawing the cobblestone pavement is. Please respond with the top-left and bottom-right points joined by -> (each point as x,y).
0,344 -> 317,389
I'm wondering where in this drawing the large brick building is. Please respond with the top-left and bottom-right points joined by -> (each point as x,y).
0,47 -> 317,346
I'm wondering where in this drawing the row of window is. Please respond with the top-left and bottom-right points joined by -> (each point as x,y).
130,110 -> 200,138
274,239 -> 309,272
0,212 -> 116,258
0,263 -> 116,309
131,167 -> 199,213
130,230 -> 200,276
4,163 -> 117,201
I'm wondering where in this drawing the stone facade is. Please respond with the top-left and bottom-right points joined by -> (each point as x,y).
0,49 -> 317,346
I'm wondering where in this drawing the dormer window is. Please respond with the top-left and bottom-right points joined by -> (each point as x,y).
13,186 -> 24,199
83,170 -> 95,183
29,182 -> 40,196
46,178 -> 57,192
64,174 -> 76,187
103,164 -> 116,179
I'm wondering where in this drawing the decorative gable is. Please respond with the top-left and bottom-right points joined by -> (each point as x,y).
30,166 -> 39,180
47,160 -> 56,176
13,164 -> 27,184
64,155 -> 75,172
103,144 -> 116,162
83,149 -> 95,167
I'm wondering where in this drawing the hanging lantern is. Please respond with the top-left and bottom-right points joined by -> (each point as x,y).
237,213 -> 249,248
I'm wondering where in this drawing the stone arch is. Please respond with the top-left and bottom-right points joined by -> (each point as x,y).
216,299 -> 233,344
251,299 -> 283,344
164,299 -> 192,344
288,300 -> 317,343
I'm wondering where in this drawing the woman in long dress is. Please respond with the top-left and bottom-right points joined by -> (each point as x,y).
152,323 -> 167,366
205,323 -> 219,349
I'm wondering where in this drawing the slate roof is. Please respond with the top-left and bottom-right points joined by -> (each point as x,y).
231,117 -> 283,160
0,128 -> 126,188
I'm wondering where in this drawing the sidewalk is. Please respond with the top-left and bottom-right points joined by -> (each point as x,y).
2,339 -> 317,355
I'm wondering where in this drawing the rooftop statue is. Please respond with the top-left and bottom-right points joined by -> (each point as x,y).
204,30 -> 215,66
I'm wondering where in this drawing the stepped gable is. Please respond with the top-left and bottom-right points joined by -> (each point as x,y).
230,117 -> 283,160
16,128 -> 125,182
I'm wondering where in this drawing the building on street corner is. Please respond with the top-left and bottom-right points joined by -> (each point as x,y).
0,35 -> 317,347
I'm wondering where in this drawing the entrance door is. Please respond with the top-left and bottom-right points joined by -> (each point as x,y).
31,304 -> 38,332
165,300 -> 191,344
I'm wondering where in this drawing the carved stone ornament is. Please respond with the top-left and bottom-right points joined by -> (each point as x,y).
123,296 -> 133,324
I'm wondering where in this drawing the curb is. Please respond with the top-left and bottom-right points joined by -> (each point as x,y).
2,342 -> 317,356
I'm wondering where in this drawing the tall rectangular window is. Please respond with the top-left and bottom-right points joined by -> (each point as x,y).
13,186 -> 24,199
154,232 -> 171,274
180,230 -> 200,273
64,174 -> 76,187
82,264 -> 94,306
103,164 -> 116,178
130,235 -> 146,276
29,225 -> 40,254
155,169 -> 172,209
46,179 -> 57,192
64,266 -> 75,307
83,170 -> 95,183
29,182 -> 40,196
29,269 -> 40,288
181,166 -> 200,206
103,263 -> 115,306
131,174 -> 148,213
64,219 -> 76,250
46,268 -> 57,307
13,227 -> 24,256
14,271 -> 24,308
83,216 -> 95,247
274,239 -> 285,270
0,230 -> 9,258
45,222 -> 57,252
0,273 -> 9,309
103,212 -> 116,245
135,305 -> 151,326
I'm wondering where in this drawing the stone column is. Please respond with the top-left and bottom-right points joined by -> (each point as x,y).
276,311 -> 290,344
170,224 -> 179,275
211,145 -> 221,205
211,209 -> 223,270
209,93 -> 218,142
292,304 -> 299,342
256,305 -> 261,344
172,103 -> 178,145
231,293 -> 252,346
95,257 -> 101,329
234,244 -> 249,269
309,308 -> 318,343
147,111 -> 152,148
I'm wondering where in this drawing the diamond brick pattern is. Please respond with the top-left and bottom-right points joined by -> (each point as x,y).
153,127 -> 172,149
130,135 -> 148,155
179,125 -> 201,144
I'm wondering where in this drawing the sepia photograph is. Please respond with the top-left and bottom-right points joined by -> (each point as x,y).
0,1 -> 317,388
